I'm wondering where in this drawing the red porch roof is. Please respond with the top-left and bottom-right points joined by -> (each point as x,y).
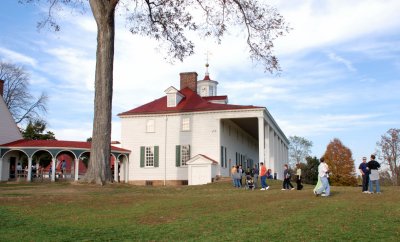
0,139 -> 130,153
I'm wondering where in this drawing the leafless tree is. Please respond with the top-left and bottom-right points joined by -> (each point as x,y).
377,128 -> 400,186
0,61 -> 48,125
289,136 -> 312,167
21,0 -> 289,185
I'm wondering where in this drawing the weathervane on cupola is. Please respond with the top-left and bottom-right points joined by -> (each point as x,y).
204,51 -> 211,81
197,51 -> 219,97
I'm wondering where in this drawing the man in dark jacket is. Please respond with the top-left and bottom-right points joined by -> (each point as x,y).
367,154 -> 381,194
359,157 -> 369,193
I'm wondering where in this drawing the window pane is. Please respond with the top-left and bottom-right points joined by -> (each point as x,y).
145,146 -> 154,167
181,145 -> 190,166
167,94 -> 175,107
182,118 -> 190,131
146,119 -> 155,132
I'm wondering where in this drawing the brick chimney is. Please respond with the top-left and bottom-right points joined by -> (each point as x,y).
180,72 -> 198,92
0,79 -> 4,97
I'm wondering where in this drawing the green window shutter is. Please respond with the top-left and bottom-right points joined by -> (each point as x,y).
176,145 -> 181,167
224,147 -> 227,168
235,152 -> 237,165
221,146 -> 224,167
154,146 -> 159,167
140,146 -> 145,167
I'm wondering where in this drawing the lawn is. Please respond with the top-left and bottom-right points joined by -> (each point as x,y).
0,180 -> 399,241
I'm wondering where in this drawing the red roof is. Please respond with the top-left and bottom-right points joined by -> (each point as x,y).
118,87 -> 262,116
203,75 -> 211,81
203,95 -> 228,101
198,154 -> 218,164
0,139 -> 130,153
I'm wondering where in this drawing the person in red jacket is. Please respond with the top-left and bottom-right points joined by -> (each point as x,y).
259,162 -> 270,190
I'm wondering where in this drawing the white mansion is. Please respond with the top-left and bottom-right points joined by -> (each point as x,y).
119,68 -> 289,185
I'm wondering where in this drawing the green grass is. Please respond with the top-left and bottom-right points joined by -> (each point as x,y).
0,180 -> 399,241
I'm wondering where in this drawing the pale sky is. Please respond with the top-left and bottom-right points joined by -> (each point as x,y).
1,0 -> 399,168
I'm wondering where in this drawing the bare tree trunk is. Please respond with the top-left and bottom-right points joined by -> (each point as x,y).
84,0 -> 118,184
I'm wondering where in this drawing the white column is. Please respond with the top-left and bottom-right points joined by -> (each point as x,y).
74,158 -> 79,181
280,139 -> 283,164
276,136 -> 280,176
27,157 -> 32,182
276,137 -> 280,166
114,159 -> 118,182
284,144 -> 287,164
51,158 -> 56,182
274,133 -> 278,178
286,144 -> 289,163
269,128 -> 274,173
217,119 -> 222,176
285,143 -> 287,163
120,160 -> 124,182
258,117 -> 265,166
125,160 -> 129,183
264,123 -> 270,169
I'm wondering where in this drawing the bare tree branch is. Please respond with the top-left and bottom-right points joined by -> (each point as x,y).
0,61 -> 48,125
377,128 -> 400,186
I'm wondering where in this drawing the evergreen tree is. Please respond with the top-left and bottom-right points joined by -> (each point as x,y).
22,120 -> 56,140
303,156 -> 319,185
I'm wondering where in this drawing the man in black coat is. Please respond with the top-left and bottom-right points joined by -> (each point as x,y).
367,154 -> 381,193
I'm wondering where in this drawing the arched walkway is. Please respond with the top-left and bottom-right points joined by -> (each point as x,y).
0,140 -> 130,183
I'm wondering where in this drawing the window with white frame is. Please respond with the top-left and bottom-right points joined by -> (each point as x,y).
146,119 -> 155,133
181,145 -> 190,166
209,86 -> 214,96
182,117 -> 190,131
145,146 -> 154,167
167,94 -> 176,107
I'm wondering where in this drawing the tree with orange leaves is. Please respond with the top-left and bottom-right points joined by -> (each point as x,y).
323,138 -> 357,186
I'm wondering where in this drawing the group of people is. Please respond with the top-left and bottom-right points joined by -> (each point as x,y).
14,162 -> 45,179
231,163 -> 270,190
359,154 -> 381,194
313,154 -> 381,197
231,154 -> 382,197
231,165 -> 259,188
231,162 -> 304,191
281,163 -> 303,191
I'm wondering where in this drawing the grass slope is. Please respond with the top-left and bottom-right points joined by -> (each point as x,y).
0,180 -> 399,241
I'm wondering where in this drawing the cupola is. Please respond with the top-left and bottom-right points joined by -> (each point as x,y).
197,62 -> 218,97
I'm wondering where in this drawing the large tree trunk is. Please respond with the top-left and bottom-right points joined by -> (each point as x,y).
84,0 -> 118,184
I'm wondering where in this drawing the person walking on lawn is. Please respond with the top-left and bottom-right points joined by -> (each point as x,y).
314,157 -> 330,197
282,164 -> 294,190
296,163 -> 303,190
259,162 -> 269,190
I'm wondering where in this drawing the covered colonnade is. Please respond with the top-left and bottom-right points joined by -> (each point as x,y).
0,139 -> 130,183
